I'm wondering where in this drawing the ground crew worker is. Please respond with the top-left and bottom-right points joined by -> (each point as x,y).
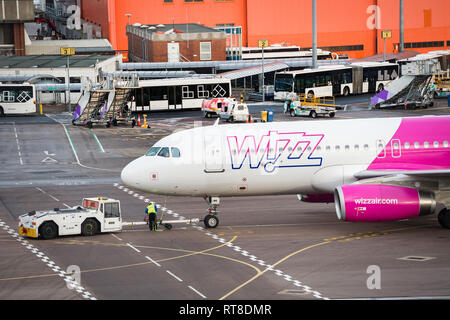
145,202 -> 157,231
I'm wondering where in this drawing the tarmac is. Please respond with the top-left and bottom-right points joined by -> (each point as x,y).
1,95 -> 450,301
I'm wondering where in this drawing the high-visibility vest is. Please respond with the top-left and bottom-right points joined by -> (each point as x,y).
146,204 -> 156,214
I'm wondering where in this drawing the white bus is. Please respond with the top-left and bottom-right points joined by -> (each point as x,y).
132,77 -> 232,111
274,62 -> 399,100
0,84 -> 36,116
237,46 -> 332,60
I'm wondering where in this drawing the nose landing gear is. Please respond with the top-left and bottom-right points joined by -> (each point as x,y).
203,196 -> 220,228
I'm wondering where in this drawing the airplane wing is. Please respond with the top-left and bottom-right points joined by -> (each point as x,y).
353,169 -> 450,207
354,169 -> 450,179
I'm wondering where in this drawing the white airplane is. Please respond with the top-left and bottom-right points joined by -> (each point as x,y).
121,115 -> 450,229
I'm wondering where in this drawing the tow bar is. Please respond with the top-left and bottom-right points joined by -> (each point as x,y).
122,218 -> 201,230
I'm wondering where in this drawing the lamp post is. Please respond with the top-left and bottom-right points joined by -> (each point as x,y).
399,0 -> 404,52
312,0 -> 317,69
125,14 -> 131,25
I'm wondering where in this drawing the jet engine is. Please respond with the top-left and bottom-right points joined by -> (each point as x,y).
334,184 -> 436,222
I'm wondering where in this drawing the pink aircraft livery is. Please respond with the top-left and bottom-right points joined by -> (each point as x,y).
121,115 -> 450,229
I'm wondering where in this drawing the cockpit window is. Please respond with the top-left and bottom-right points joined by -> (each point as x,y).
157,147 -> 170,158
171,147 -> 181,158
146,147 -> 161,156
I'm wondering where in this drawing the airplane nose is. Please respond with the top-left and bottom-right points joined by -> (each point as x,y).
121,157 -> 146,188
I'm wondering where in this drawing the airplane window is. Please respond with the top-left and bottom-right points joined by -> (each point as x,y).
444,141 -> 449,148
433,141 -> 439,148
146,147 -> 161,156
354,144 -> 359,151
335,145 -> 340,151
424,141 -> 429,149
316,146 -> 322,151
344,145 -> 350,151
171,147 -> 181,158
325,146 -> 330,151
393,142 -> 399,149
404,142 -> 410,149
363,144 -> 369,150
157,147 -> 170,158
414,142 -> 420,149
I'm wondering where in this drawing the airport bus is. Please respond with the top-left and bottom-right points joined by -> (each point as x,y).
0,83 -> 36,116
274,62 -> 399,100
237,46 -> 333,61
131,77 -> 232,111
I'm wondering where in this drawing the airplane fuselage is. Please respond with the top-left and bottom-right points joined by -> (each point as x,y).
121,116 -> 450,198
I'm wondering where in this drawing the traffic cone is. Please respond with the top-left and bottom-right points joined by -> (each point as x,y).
137,114 -> 141,126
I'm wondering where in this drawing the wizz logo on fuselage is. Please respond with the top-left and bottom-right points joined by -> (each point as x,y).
226,131 -> 324,173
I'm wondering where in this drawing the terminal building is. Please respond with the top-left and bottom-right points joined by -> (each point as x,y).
0,54 -> 121,104
80,0 -> 450,60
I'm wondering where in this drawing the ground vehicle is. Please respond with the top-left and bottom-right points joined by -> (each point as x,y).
219,102 -> 249,122
274,62 -> 398,100
18,197 -> 122,239
0,83 -> 36,116
284,99 -> 335,118
237,45 -> 332,60
130,77 -> 232,111
201,97 -> 236,118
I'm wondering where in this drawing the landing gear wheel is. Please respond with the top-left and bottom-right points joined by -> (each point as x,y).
81,219 -> 98,236
438,209 -> 450,229
40,222 -> 58,240
204,215 -> 219,228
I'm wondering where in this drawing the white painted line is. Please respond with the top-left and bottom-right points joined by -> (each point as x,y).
166,270 -> 183,282
12,123 -> 23,165
188,286 -> 206,299
0,218 -> 96,300
111,233 -> 123,241
126,243 -> 141,253
35,187 -> 59,202
113,182 -> 329,300
145,256 -> 161,267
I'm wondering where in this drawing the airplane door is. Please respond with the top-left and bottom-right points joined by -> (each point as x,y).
204,135 -> 224,173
